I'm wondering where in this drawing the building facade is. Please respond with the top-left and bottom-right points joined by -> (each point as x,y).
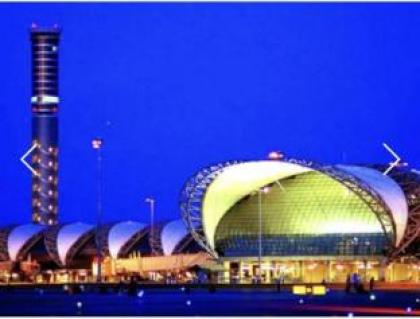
181,158 -> 420,283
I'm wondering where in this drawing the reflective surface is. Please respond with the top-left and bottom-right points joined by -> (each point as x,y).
0,288 -> 418,316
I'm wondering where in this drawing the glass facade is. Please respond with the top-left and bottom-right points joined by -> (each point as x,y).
217,233 -> 387,257
215,171 -> 388,257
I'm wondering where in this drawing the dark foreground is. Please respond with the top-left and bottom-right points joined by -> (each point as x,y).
0,287 -> 419,316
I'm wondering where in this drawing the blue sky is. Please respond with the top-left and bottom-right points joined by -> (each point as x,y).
0,3 -> 419,225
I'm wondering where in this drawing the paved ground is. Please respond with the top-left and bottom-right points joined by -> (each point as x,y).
0,287 -> 418,316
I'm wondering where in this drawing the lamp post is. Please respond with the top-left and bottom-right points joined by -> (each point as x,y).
364,241 -> 371,282
92,137 -> 103,283
257,186 -> 270,283
258,189 -> 262,281
145,197 -> 155,254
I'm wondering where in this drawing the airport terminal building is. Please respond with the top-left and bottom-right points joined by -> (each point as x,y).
0,157 -> 419,284
181,157 -> 420,283
0,26 -> 418,284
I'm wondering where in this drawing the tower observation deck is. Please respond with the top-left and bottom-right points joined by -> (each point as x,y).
30,24 -> 61,225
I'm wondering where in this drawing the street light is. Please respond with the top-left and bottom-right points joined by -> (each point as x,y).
92,137 -> 103,283
364,241 -> 371,282
145,197 -> 155,254
257,186 -> 270,283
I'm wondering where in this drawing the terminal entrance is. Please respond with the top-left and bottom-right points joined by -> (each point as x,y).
221,258 -> 420,284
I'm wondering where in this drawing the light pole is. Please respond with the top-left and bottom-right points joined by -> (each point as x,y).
92,137 -> 103,283
145,197 -> 155,254
364,241 -> 371,282
258,189 -> 262,281
257,186 -> 270,283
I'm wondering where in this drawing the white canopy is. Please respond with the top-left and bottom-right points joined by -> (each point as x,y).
57,222 -> 94,265
161,219 -> 189,256
8,224 -> 45,261
108,221 -> 147,259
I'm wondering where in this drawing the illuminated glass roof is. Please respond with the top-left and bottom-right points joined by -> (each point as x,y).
202,161 -> 314,250
215,171 -> 387,257
217,171 -> 382,236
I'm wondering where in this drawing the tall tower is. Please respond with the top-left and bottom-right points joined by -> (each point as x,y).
30,24 -> 60,225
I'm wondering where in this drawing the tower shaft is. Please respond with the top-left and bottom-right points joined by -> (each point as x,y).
30,26 -> 60,225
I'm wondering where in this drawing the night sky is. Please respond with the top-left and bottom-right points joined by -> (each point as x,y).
1,3 -> 419,226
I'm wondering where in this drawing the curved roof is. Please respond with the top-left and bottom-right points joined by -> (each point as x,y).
202,161 -> 314,250
337,165 -> 408,246
201,160 -> 410,251
161,219 -> 189,255
217,169 -> 384,236
8,224 -> 45,261
57,222 -> 94,265
108,221 -> 147,259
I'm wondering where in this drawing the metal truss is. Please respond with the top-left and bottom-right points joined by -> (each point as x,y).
0,226 -> 15,261
44,225 -> 62,266
180,161 -> 242,258
285,158 -> 397,249
383,168 -> 420,260
149,222 -> 167,256
97,223 -> 113,257
323,166 -> 395,247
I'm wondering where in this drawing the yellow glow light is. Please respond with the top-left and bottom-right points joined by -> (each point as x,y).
292,285 -> 307,295
307,263 -> 317,270
312,285 -> 327,295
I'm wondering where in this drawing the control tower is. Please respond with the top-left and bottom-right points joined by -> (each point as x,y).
30,24 -> 60,225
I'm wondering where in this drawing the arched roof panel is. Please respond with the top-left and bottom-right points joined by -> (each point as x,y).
8,224 -> 45,261
161,219 -> 189,256
57,222 -> 94,265
108,221 -> 147,259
